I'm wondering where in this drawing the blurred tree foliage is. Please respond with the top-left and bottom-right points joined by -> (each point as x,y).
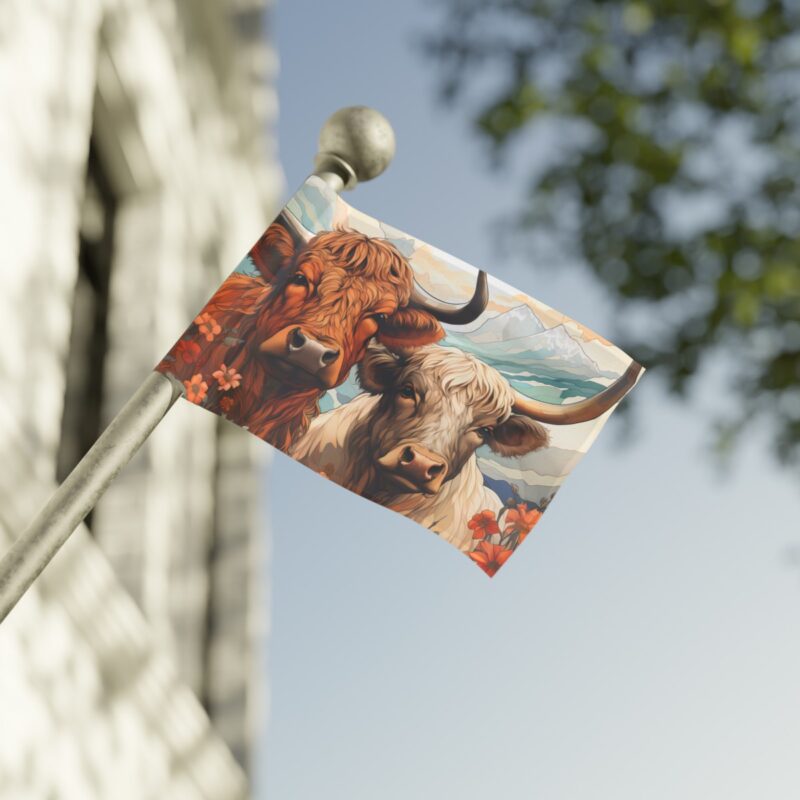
424,0 -> 800,463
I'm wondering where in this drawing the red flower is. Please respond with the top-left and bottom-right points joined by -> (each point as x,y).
195,312 -> 221,342
468,541 -> 514,578
184,374 -> 208,404
467,509 -> 501,540
212,363 -> 242,391
504,505 -> 542,538
219,396 -> 234,413
175,339 -> 201,365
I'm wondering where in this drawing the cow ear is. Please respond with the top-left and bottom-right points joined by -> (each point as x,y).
358,344 -> 402,394
376,309 -> 445,349
487,416 -> 550,458
249,215 -> 299,281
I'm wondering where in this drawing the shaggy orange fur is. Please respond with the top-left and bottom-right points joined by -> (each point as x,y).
156,219 -> 445,449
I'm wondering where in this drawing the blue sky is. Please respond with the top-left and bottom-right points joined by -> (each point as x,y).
257,2 -> 800,798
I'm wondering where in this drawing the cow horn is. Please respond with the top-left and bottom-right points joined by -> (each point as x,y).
409,270 -> 489,325
276,209 -> 313,248
511,361 -> 643,425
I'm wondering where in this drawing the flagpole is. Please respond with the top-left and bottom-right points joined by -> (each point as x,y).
0,106 -> 396,624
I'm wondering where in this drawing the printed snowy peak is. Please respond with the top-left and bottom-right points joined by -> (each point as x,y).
156,177 -> 643,576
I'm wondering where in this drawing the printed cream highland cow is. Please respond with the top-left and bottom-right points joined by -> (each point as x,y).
291,344 -> 641,552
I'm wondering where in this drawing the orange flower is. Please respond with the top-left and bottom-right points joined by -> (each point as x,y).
504,505 -> 542,537
184,374 -> 208,404
467,509 -> 501,540
175,338 -> 201,365
195,312 -> 221,342
219,396 -> 234,413
468,541 -> 514,577
212,363 -> 242,391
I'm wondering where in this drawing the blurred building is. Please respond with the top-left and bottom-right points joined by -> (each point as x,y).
0,0 -> 281,797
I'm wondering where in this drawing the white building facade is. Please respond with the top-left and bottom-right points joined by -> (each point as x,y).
0,0 -> 281,796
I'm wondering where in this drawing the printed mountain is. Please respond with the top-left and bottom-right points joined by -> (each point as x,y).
460,304 -> 546,341
445,305 -> 618,385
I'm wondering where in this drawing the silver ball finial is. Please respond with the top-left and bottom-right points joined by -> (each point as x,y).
314,106 -> 396,190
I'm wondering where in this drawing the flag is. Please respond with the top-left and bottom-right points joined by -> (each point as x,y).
156,177 -> 643,576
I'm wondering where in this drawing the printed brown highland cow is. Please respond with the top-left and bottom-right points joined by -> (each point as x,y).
157,209 -> 487,449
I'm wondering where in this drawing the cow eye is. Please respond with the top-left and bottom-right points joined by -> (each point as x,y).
373,313 -> 388,324
398,383 -> 415,399
475,426 -> 493,441
290,273 -> 309,287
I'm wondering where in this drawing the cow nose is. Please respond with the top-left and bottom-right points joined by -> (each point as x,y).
284,327 -> 341,375
381,444 -> 448,494
400,446 -> 445,482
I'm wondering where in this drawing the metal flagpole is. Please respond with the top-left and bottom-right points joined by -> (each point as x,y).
0,106 -> 397,623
